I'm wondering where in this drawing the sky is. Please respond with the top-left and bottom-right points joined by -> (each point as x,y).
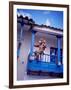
17,9 -> 63,29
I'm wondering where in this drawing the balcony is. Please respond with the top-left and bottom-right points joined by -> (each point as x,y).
27,52 -> 63,78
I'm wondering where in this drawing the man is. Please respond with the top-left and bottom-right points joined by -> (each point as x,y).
34,38 -> 46,61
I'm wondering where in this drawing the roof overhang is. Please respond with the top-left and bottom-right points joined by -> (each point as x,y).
17,22 -> 63,36
33,26 -> 63,36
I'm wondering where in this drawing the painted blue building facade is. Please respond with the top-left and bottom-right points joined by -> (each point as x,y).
17,16 -> 63,78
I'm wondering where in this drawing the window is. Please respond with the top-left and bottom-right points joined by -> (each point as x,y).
50,47 -> 63,64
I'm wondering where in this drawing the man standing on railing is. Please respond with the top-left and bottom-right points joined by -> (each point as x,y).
34,38 -> 46,61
